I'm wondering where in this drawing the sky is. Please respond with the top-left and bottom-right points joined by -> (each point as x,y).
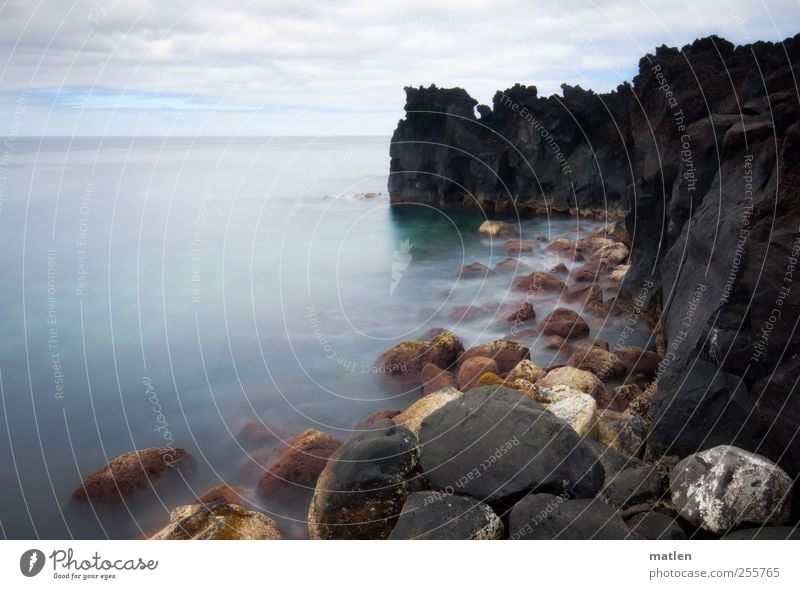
0,0 -> 798,136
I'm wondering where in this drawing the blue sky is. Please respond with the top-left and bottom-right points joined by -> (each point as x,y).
0,0 -> 798,136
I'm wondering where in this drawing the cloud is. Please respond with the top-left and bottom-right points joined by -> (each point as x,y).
0,0 -> 797,135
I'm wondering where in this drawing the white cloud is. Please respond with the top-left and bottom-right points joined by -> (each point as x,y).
0,0 -> 797,135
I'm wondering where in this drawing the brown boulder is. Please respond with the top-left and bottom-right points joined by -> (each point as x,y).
459,339 -> 531,374
505,301 -> 536,323
449,305 -> 484,322
194,484 -> 248,508
375,331 -> 464,383
503,239 -> 538,255
589,242 -> 629,266
256,429 -> 342,498
567,348 -> 627,382
506,359 -> 546,384
454,262 -> 495,279
614,347 -> 662,378
538,308 -> 590,339
545,237 -> 577,256
73,447 -> 193,503
512,271 -> 566,293
549,262 -> 568,274
236,421 -> 286,449
536,366 -> 608,406
421,363 -> 457,395
494,257 -> 529,273
457,356 -> 500,390
355,410 -> 402,429
150,503 -> 283,540
564,285 -> 603,305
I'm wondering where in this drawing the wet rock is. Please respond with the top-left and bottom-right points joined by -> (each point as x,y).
512,271 -> 566,293
356,409 -> 402,429
256,429 -> 342,498
614,346 -> 661,379
493,257 -> 529,273
583,438 -> 645,482
505,301 -> 536,323
723,527 -> 800,540
537,308 -> 590,339
625,512 -> 687,540
589,241 -> 629,266
394,388 -> 461,436
309,423 -> 421,540
194,484 -> 248,508
549,262 -> 568,273
457,356 -> 499,390
567,348 -> 627,382
509,494 -> 629,539
375,331 -> 464,384
670,445 -> 793,534
564,284 -> 603,305
591,221 -> 631,247
388,491 -> 503,539
503,239 -> 538,255
627,384 -> 656,424
571,258 -> 611,282
600,465 -> 662,511
536,366 -> 607,405
572,338 -> 610,352
419,386 -> 605,501
533,383 -> 584,404
575,235 -> 615,254
545,393 -> 597,437
608,264 -> 630,283
478,220 -> 519,238
236,421 -> 286,449
459,339 -> 530,375
454,261 -> 495,279
545,237 -> 578,256
595,410 -> 647,456
72,447 -> 193,503
506,359 -> 545,384
150,503 -> 283,540
421,363 -> 457,395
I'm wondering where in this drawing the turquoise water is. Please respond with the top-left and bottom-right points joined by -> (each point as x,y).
0,136 -> 652,539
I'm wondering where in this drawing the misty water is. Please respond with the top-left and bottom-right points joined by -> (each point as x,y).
0,136 -> 654,539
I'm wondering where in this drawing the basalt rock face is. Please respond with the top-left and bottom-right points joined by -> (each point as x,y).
389,35 -> 800,480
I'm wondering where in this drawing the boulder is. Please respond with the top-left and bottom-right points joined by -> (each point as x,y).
589,242 -> 629,266
478,220 -> 519,238
545,393 -> 597,437
256,429 -> 342,497
459,339 -> 530,374
388,491 -> 503,539
309,423 -> 422,539
509,494 -> 629,539
533,383 -> 584,404
625,512 -> 687,540
567,348 -> 627,382
670,445 -> 793,534
575,235 -> 615,254
150,503 -> 283,540
393,388 -> 461,436
545,237 -> 578,256
536,366 -> 607,406
549,262 -> 568,274
506,359 -> 545,384
600,465 -> 662,511
614,346 -> 661,378
419,386 -> 605,502
564,285 -> 604,305
375,331 -> 464,383
493,257 -> 529,273
608,264 -> 629,283
583,438 -> 645,483
457,356 -> 499,390
454,261 -> 495,279
537,308 -> 590,339
512,271 -> 566,293
236,421 -> 286,449
591,221 -> 631,247
194,484 -> 247,508
421,363 -> 457,395
503,239 -> 538,255
72,447 -> 193,503
595,410 -> 647,456
505,301 -> 536,323
356,409 -> 402,429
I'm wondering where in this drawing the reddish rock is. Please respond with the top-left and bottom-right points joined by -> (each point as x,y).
614,347 -> 662,379
512,271 -> 566,293
505,301 -> 536,323
505,326 -> 539,341
194,484 -> 248,507
503,239 -> 538,255
494,257 -> 529,273
256,429 -> 342,498
375,331 -> 464,383
538,308 -> 590,339
571,259 -> 609,282
457,356 -> 500,390
575,236 -> 615,254
355,410 -> 402,429
564,285 -> 603,305
549,262 -> 568,274
567,348 -> 627,381
459,339 -> 531,375
422,363 -> 457,395
454,262 -> 495,279
572,338 -> 610,352
73,447 -> 193,503
240,446 -> 281,482
237,420 -> 286,449
545,237 -> 578,256
420,327 -> 448,340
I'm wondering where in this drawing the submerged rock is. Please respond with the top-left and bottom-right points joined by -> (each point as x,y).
493,257 -> 529,273
505,301 -> 536,323
454,261 -> 495,279
670,445 -> 793,534
419,386 -> 604,502
512,271 -> 566,293
509,494 -> 629,539
72,447 -> 193,503
537,308 -> 590,339
478,220 -> 518,238
150,503 -> 283,540
388,492 -> 503,540
309,423 -> 421,540
356,409 -> 402,429
375,331 -> 464,384
458,339 -> 530,375
503,239 -> 538,255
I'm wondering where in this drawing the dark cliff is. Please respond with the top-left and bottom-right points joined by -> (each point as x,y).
388,35 -> 800,478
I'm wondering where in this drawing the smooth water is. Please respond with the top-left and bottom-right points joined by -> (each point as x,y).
0,136 -> 653,539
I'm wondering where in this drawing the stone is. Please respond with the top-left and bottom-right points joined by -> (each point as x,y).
375,331 -> 464,384
393,388 -> 461,436
609,264 -> 629,283
600,465 -> 662,510
478,220 -> 519,238
194,484 -> 247,508
419,386 -> 605,502
236,421 -> 285,449
567,348 -> 627,382
356,409 -> 402,429
723,527 -> 800,540
505,301 -> 536,323
150,503 -> 283,540
503,239 -> 538,255
537,308 -> 590,339
536,366 -> 607,406
563,285 -> 603,305
595,410 -> 647,456
454,261 -> 495,279
309,423 -> 421,540
72,447 -> 193,503
509,494 -> 629,539
583,438 -> 645,483
458,339 -> 530,375
625,512 -> 687,540
256,429 -> 342,497
549,262 -> 568,273
421,363 -> 457,395
512,271 -> 566,293
388,492 -> 503,539
457,356 -> 499,390
545,393 -> 597,437
506,359 -> 545,384
533,383 -> 584,404
589,241 -> 629,266
670,445 -> 793,534
493,257 -> 529,273
614,346 -> 661,378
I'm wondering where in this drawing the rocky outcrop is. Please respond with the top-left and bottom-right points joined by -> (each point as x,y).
388,34 -> 800,484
